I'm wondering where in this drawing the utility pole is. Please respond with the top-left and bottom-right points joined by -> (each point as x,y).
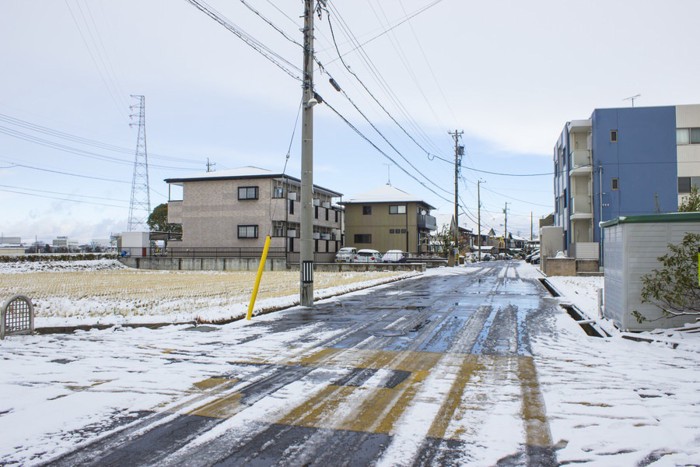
448,130 -> 464,261
206,158 -> 216,172
300,0 -> 317,306
503,202 -> 509,251
477,179 -> 483,262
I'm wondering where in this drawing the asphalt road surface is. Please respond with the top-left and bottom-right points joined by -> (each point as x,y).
46,261 -> 559,466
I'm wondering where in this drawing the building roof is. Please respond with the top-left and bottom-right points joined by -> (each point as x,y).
601,212 -> 700,228
342,184 -> 436,210
164,166 -> 342,197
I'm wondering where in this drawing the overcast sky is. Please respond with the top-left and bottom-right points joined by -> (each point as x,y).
2,0 -> 699,243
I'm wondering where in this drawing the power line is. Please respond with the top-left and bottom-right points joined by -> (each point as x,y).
1,159 -> 130,184
323,3 -> 446,157
0,124 -> 199,171
185,0 -> 303,82
0,187 -> 127,209
323,98 -> 453,205
239,0 -> 303,48
0,112 -> 203,164
0,183 -> 127,203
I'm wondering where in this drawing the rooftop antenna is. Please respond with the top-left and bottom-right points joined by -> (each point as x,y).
623,94 -> 641,107
384,163 -> 392,185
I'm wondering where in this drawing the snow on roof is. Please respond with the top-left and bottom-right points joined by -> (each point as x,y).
343,184 -> 436,209
164,166 -> 342,197
164,166 -> 278,183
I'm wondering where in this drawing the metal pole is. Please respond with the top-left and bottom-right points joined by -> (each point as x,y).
300,0 -> 315,306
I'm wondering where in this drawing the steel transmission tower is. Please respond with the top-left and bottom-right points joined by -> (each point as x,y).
127,95 -> 151,231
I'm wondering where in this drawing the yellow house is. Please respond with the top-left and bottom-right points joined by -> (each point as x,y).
341,185 -> 437,254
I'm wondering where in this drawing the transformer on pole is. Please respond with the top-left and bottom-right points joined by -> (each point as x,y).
127,95 -> 151,232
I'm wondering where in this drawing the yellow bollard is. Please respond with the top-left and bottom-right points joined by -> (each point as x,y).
246,235 -> 272,320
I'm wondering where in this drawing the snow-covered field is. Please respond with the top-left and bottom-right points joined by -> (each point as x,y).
0,259 -> 416,327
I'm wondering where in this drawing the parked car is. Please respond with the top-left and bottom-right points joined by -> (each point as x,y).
525,250 -> 540,263
382,250 -> 407,263
335,247 -> 357,263
354,249 -> 382,263
530,253 -> 541,265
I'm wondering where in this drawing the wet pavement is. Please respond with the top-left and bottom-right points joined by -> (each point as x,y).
3,262 -> 562,466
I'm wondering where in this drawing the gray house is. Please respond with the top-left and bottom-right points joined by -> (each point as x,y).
165,167 -> 343,262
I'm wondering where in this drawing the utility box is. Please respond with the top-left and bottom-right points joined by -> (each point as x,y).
120,231 -> 151,258
602,213 -> 700,331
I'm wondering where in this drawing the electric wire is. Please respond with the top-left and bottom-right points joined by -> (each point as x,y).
0,183 -> 127,203
239,0 -> 303,48
322,98 -> 453,205
0,188 -> 128,209
326,12 -> 438,165
64,0 -> 129,120
0,112 -> 203,165
324,3 -> 445,157
1,160 -> 130,184
368,1 -> 446,130
0,125 -> 199,171
185,0 -> 303,82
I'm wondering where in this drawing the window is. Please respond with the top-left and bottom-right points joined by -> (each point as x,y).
362,206 -> 372,215
679,177 -> 700,193
335,210 -> 339,222
273,186 -> 285,198
238,186 -> 258,200
238,225 -> 258,239
611,178 -> 619,190
610,130 -> 618,143
389,205 -> 407,214
289,200 -> 295,215
314,206 -> 319,219
354,234 -> 372,244
677,128 -> 700,145
693,128 -> 700,144
325,208 -> 329,221
272,221 -> 285,237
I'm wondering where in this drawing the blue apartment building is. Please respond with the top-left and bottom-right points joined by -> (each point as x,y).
553,104 -> 700,265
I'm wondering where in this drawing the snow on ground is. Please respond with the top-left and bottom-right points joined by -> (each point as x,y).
0,260 -> 698,465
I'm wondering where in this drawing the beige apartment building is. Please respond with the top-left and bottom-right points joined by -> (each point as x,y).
342,185 -> 437,254
165,167 -> 343,260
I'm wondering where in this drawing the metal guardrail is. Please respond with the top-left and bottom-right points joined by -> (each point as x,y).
165,247 -> 287,259
120,247 -> 288,259
1,295 -> 34,339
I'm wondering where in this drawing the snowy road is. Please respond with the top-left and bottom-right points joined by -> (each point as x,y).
2,262 -> 699,466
